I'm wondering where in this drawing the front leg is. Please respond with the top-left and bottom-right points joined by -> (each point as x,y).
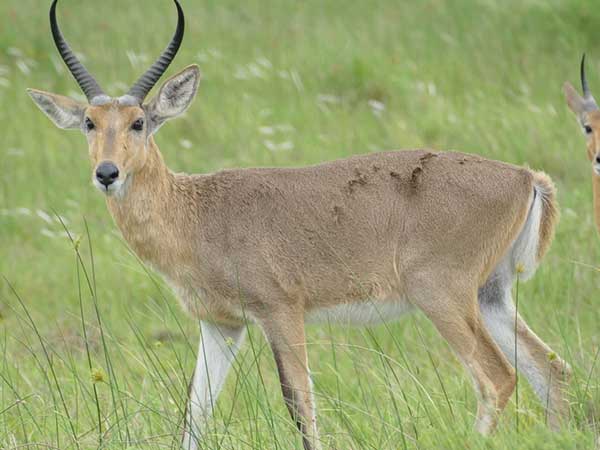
260,312 -> 322,450
182,321 -> 246,450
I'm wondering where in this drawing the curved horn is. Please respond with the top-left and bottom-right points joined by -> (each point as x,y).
126,0 -> 185,103
581,53 -> 591,98
50,0 -> 106,102
581,53 -> 599,111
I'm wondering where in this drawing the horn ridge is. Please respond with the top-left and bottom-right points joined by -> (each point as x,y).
50,0 -> 106,102
580,53 -> 599,111
126,0 -> 185,103
581,53 -> 590,98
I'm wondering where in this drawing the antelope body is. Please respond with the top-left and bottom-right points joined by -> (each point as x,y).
29,2 -> 571,449
564,55 -> 600,235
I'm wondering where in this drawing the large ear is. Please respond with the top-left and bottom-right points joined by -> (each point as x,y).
563,81 -> 586,117
27,89 -> 86,129
144,65 -> 201,134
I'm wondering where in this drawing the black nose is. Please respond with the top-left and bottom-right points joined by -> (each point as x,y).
96,161 -> 119,187
596,155 -> 600,164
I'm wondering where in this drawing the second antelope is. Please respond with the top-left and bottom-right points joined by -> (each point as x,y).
28,1 -> 571,449
564,55 -> 600,235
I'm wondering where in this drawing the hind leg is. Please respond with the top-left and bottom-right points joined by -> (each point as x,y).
411,280 -> 516,434
479,276 -> 571,429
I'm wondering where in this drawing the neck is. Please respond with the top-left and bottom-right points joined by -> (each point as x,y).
593,172 -> 600,235
106,137 -> 183,267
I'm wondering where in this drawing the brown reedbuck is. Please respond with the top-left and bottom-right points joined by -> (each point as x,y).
28,1 -> 571,449
564,55 -> 600,235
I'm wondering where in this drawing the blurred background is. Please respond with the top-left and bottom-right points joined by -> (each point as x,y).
0,0 -> 599,448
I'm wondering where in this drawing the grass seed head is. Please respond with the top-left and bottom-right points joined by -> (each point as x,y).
91,367 -> 107,384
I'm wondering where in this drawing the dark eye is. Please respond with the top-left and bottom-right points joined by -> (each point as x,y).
85,117 -> 95,132
131,118 -> 144,131
584,125 -> 593,134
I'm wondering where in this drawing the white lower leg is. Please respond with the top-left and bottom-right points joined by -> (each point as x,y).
481,298 -> 548,400
182,321 -> 246,450
307,366 -> 320,448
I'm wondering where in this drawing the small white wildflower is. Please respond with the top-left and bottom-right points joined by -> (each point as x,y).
439,32 -> 457,46
179,139 -> 192,149
247,63 -> 266,79
427,82 -> 437,96
234,66 -> 249,80
564,208 -> 577,218
7,47 -> 23,57
208,48 -> 222,59
278,140 -> 294,151
16,60 -> 30,76
257,57 -> 272,69
290,69 -> 303,92
40,228 -> 56,239
264,140 -> 294,152
50,55 -> 64,74
73,51 -> 87,62
126,50 -> 149,68
259,126 -> 275,135
317,94 -> 341,104
368,99 -> 385,117
276,124 -> 295,133
16,207 -> 31,216
36,210 -> 53,224
264,140 -> 277,152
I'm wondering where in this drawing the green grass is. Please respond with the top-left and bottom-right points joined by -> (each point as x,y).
1,0 -> 599,448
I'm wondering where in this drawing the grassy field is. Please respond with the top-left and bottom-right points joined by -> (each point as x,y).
1,0 -> 599,448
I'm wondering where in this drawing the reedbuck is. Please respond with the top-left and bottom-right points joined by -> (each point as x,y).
564,55 -> 600,235
29,1 -> 571,448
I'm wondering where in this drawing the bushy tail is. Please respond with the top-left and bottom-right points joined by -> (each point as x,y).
509,171 -> 559,281
532,171 -> 559,261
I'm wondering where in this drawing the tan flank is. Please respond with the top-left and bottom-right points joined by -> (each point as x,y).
28,2 -> 570,449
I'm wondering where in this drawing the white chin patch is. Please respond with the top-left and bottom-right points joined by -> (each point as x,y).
594,164 -> 600,176
92,177 -> 127,198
